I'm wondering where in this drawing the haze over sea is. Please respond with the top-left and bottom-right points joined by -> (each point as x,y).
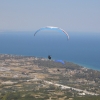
0,31 -> 100,71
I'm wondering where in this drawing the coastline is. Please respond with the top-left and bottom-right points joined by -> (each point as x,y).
0,32 -> 100,72
70,61 -> 100,71
0,53 -> 100,71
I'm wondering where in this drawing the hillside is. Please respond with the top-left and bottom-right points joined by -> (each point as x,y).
0,54 -> 100,100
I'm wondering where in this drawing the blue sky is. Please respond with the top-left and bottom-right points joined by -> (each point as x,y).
0,0 -> 100,32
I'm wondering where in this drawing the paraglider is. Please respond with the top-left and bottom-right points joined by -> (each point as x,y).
34,26 -> 69,60
34,26 -> 69,40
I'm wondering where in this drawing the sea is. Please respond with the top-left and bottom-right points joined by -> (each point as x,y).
0,31 -> 100,71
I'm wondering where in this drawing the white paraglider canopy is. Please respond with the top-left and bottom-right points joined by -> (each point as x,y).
34,26 -> 69,40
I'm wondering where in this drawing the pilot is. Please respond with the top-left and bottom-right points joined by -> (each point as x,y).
48,55 -> 51,59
